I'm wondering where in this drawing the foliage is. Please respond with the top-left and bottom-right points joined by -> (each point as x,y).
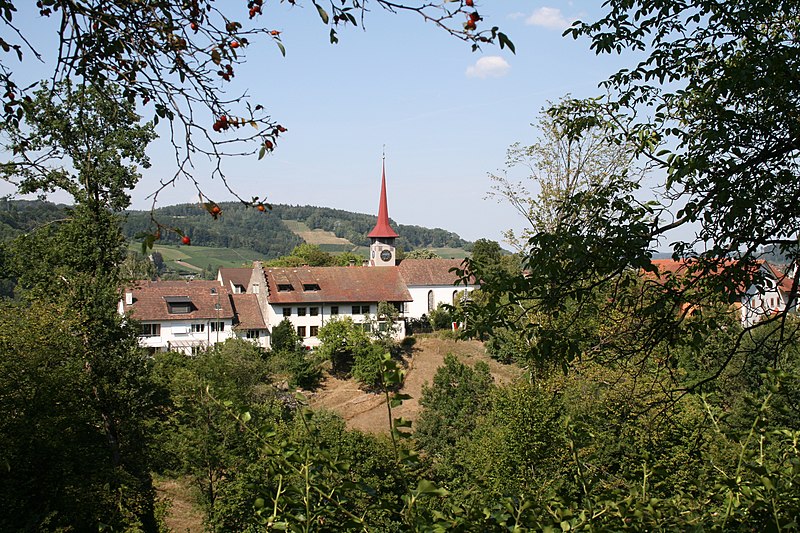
1,81 -> 155,212
406,248 -> 442,259
316,316 -> 372,374
415,355 -> 494,463
463,0 -> 800,381
487,101 -> 634,251
150,339 -> 283,512
428,303 -> 453,331
268,319 -> 322,390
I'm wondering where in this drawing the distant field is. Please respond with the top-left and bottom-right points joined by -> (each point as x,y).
283,220 -> 353,246
428,247 -> 470,260
128,243 -> 264,272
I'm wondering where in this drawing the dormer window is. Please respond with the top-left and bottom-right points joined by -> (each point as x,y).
164,296 -> 193,314
303,283 -> 321,291
210,288 -> 217,294
277,284 -> 294,292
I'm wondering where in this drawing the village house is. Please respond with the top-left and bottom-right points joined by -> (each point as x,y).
649,258 -> 797,327
121,162 -> 477,352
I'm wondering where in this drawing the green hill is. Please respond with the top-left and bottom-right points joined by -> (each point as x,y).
1,200 -> 473,267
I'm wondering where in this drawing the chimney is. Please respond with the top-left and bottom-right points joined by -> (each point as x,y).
349,259 -> 356,267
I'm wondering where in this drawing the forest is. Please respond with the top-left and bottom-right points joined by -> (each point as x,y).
0,199 -> 470,260
1,0 -> 799,531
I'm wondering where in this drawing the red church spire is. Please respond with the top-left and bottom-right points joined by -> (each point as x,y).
368,159 -> 399,239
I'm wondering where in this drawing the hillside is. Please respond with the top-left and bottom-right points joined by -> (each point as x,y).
0,199 -> 472,260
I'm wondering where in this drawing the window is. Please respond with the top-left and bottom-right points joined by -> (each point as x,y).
352,305 -> 360,315
310,325 -> 319,337
191,323 -> 205,333
210,321 -> 225,332
427,290 -> 435,312
252,283 -> 260,294
246,329 -> 260,339
310,307 -> 319,316
361,305 -> 370,314
359,323 -> 372,333
297,326 -> 306,337
303,283 -> 321,291
331,305 -> 339,315
165,296 -> 193,314
283,307 -> 291,317
191,346 -> 204,356
278,284 -> 294,292
140,323 -> 161,337
297,307 -> 306,316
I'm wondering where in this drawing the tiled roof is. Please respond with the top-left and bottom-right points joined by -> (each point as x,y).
397,258 -> 469,286
231,293 -> 267,329
122,280 -> 235,321
219,267 -> 252,289
264,266 -> 412,304
649,258 -> 792,294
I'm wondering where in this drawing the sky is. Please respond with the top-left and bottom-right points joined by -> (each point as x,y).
2,1 -> 635,245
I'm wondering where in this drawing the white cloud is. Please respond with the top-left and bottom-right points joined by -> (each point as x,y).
525,7 -> 570,29
507,11 -> 527,20
465,56 -> 511,79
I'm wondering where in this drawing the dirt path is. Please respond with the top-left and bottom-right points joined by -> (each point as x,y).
156,477 -> 206,533
307,336 -> 519,434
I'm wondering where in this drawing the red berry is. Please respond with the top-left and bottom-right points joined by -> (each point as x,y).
181,236 -> 191,245
264,140 -> 274,150
465,0 -> 473,6
230,40 -> 240,49
257,204 -> 266,212
190,22 -> 198,31
211,205 -> 221,215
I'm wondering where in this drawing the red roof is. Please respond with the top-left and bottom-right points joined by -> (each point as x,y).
264,266 -> 411,304
397,258 -> 470,286
367,161 -> 399,239
122,280 -> 235,321
648,258 -> 792,294
219,267 -> 252,289
231,293 -> 267,329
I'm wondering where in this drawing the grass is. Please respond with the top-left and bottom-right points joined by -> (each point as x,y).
129,243 -> 265,273
283,220 -> 353,245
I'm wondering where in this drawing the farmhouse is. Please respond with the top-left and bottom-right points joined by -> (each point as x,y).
121,163 -> 476,353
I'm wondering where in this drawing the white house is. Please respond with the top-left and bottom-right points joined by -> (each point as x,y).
649,259 -> 798,327
119,280 -> 238,355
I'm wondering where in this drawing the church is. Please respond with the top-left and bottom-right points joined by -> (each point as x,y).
120,163 -> 477,354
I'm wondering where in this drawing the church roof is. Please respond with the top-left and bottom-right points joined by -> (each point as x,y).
398,258 -> 471,286
264,266 -> 411,304
367,161 -> 400,239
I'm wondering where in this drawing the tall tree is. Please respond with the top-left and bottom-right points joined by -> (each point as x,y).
487,101 -> 635,251
0,82 -> 160,530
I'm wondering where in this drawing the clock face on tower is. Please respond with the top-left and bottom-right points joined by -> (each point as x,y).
380,249 -> 392,262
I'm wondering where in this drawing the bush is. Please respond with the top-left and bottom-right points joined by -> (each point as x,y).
351,344 -> 386,389
429,304 -> 453,331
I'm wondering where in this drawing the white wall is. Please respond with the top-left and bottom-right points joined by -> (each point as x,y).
405,285 -> 474,319
138,318 -> 235,354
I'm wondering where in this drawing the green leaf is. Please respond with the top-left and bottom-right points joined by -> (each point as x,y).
240,411 -> 251,423
276,41 -> 286,57
498,32 -> 515,54
315,3 -> 329,24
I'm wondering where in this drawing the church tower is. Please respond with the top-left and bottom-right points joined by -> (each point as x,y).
368,159 -> 399,266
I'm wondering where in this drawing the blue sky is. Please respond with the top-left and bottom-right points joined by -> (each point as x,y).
4,2 -> 633,245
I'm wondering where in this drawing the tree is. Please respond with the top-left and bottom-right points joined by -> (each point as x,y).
406,249 -> 442,259
487,102 -> 635,251
0,82 -> 161,530
317,316 -> 371,374
0,1 -> 511,216
462,0 -> 800,381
